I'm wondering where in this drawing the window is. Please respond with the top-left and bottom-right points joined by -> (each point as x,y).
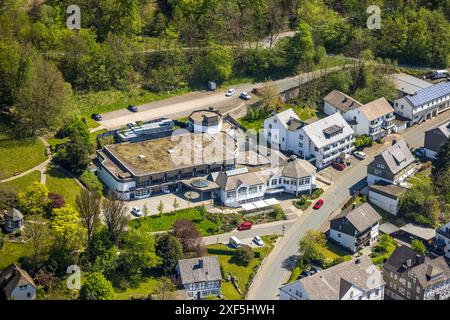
376,163 -> 385,169
299,142 -> 303,148
338,233 -> 341,238
299,135 -> 303,140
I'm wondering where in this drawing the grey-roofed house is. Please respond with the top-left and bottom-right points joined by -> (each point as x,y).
391,73 -> 433,97
175,256 -> 221,300
329,202 -> 382,253
368,182 -> 407,216
424,121 -> 450,159
279,256 -> 385,300
393,81 -> 450,126
367,139 -> 416,186
3,208 -> 24,233
399,223 -> 436,245
383,245 -> 450,300
323,90 -> 363,115
0,264 -> 36,300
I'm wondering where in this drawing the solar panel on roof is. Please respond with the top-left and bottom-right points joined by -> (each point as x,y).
407,81 -> 450,107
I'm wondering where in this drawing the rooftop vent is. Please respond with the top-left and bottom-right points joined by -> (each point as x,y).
138,155 -> 145,160
209,106 -> 214,111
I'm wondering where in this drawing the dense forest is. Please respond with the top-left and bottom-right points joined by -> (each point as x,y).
0,0 -> 449,137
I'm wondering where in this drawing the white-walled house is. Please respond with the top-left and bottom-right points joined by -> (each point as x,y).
367,139 -> 416,186
329,203 -> 382,253
264,110 -> 355,169
176,256 -> 221,300
368,183 -> 407,216
0,264 -> 36,300
393,81 -> 450,126
279,256 -> 384,300
324,91 -> 395,140
434,222 -> 450,259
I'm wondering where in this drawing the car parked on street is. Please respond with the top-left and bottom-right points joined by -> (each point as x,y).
238,221 -> 253,231
332,161 -> 346,171
414,147 -> 426,157
131,207 -> 144,217
127,104 -> 138,112
92,113 -> 103,121
253,236 -> 264,246
239,92 -> 251,100
353,151 -> 366,160
225,88 -> 236,97
313,199 -> 324,210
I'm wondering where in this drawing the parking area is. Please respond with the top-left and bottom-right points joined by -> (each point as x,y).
125,192 -> 213,219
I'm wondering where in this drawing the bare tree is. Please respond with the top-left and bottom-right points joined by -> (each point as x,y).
25,221 -> 51,271
102,192 -> 129,243
76,189 -> 101,242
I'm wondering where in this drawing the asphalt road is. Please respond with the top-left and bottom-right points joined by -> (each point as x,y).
97,67 -> 343,130
246,112 -> 450,300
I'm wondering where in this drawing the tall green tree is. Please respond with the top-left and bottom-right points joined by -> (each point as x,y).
155,233 -> 183,275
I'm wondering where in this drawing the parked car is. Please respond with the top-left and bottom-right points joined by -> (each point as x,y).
229,236 -> 242,248
332,161 -> 346,171
238,221 -> 253,231
253,236 -> 264,246
131,207 -> 144,217
92,113 -> 102,121
311,265 -> 322,273
353,151 -> 366,160
313,199 -> 324,210
240,92 -> 251,100
225,88 -> 236,97
127,105 -> 138,112
415,147 -> 426,157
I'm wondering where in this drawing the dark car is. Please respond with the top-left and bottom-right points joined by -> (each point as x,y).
92,113 -> 102,121
415,147 -> 426,157
237,222 -> 253,231
127,105 -> 138,112
332,161 -> 346,171
313,199 -> 324,210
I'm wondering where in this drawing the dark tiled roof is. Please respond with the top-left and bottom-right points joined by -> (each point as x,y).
369,182 -> 407,200
377,139 -> 415,175
281,156 -> 316,179
4,208 -> 23,221
332,203 -> 382,233
177,256 -> 222,285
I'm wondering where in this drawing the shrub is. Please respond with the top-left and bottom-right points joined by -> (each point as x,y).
311,188 -> 324,200
47,193 -> 66,211
354,135 -> 373,149
270,204 -> 286,220
79,170 -> 104,194
234,245 -> 255,265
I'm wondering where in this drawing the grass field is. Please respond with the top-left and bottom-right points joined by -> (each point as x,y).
0,126 -> 46,180
129,208 -> 221,236
46,166 -> 83,206
114,275 -> 162,300
318,241 -> 352,266
208,235 -> 277,300
0,171 -> 41,195
0,240 -> 34,270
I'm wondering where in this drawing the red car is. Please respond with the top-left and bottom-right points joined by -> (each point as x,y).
313,199 -> 324,210
238,222 -> 253,231
332,161 -> 346,171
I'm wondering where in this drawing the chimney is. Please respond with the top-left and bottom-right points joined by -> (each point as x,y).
198,259 -> 204,269
209,106 -> 214,111
355,258 -> 361,265
406,258 -> 412,268
352,202 -> 356,209
392,139 -> 397,146
416,254 -> 425,266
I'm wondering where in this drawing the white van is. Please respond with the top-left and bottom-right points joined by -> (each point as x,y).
229,236 -> 242,248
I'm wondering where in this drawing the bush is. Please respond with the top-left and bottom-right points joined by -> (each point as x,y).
234,245 -> 255,265
354,135 -> 373,149
311,188 -> 324,200
270,204 -> 286,220
79,170 -> 104,194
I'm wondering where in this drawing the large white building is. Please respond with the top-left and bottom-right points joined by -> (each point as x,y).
393,81 -> 450,126
264,110 -> 355,168
211,156 -> 317,207
279,256 -> 385,300
323,90 -> 395,140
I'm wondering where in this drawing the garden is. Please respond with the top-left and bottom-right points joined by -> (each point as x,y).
207,235 -> 277,300
293,188 -> 324,210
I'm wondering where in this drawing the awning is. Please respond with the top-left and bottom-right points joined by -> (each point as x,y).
264,198 -> 280,206
241,203 -> 257,211
254,200 -> 269,209
265,188 -> 285,194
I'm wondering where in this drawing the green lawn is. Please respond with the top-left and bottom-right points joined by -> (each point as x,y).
0,171 -> 41,195
74,87 -> 191,128
0,126 -> 47,180
0,240 -> 34,270
46,166 -> 83,206
317,241 -> 352,265
129,208 -> 221,236
208,235 -> 277,300
114,275 -> 162,300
